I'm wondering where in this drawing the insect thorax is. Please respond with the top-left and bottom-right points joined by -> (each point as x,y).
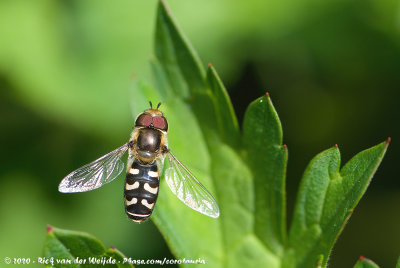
130,127 -> 167,164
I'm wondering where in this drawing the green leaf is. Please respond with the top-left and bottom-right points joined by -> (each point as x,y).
43,225 -> 133,268
154,0 -> 206,98
286,140 -> 389,268
397,256 -> 400,268
242,94 -> 288,255
206,64 -> 240,147
353,256 -> 380,268
210,144 -> 280,267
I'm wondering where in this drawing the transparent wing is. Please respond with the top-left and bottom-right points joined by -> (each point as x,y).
165,151 -> 220,218
59,144 -> 129,193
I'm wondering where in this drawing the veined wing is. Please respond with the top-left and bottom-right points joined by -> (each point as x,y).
59,143 -> 129,193
165,151 -> 220,218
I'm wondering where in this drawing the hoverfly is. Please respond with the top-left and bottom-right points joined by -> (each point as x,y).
58,102 -> 220,222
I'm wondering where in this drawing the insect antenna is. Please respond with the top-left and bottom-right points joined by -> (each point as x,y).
157,102 -> 162,109
149,101 -> 153,109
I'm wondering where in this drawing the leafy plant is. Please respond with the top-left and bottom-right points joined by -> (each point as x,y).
131,1 -> 391,267
43,0 -> 392,267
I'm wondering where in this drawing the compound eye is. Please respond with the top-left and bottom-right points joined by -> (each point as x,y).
153,116 -> 168,131
135,113 -> 153,127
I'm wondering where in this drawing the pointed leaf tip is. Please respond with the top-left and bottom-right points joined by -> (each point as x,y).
242,93 -> 286,254
387,137 -> 391,144
353,256 -> 380,268
264,92 -> 275,106
46,225 -> 53,233
160,0 -> 170,12
205,62 -> 240,146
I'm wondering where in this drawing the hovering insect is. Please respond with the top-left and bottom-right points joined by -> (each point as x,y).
58,102 -> 220,222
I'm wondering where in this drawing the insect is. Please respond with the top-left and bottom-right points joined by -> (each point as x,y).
58,102 -> 220,222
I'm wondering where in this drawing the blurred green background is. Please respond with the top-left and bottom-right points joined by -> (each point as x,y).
0,0 -> 399,267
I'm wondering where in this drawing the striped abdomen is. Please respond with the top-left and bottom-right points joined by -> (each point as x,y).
124,159 -> 159,222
